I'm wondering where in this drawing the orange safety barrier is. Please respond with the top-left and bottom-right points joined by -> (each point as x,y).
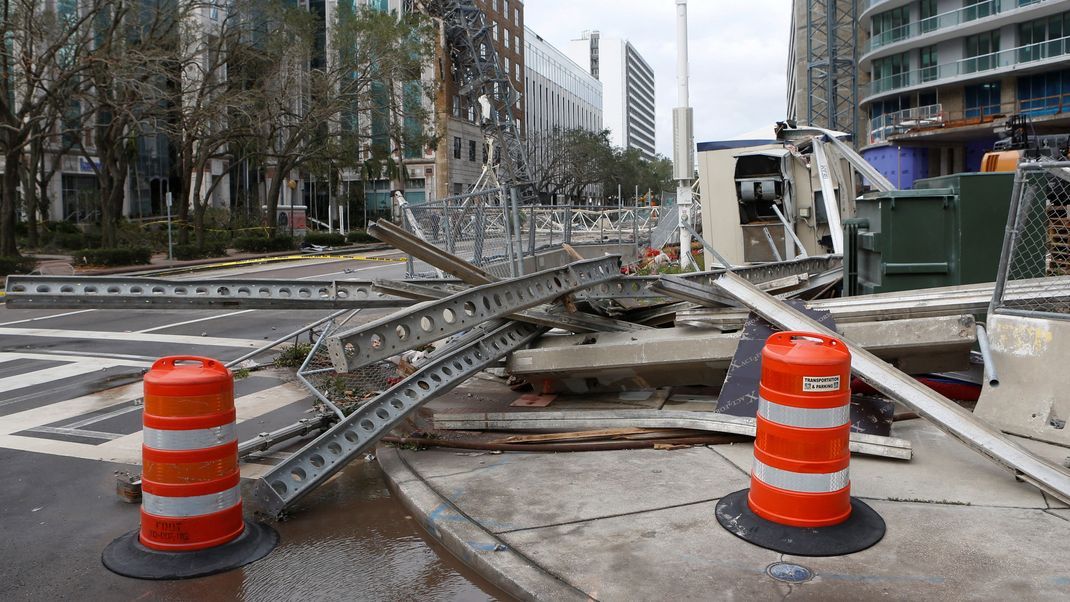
748,331 -> 852,528
715,331 -> 886,557
139,356 -> 244,552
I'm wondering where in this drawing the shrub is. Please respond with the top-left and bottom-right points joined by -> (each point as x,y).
0,257 -> 36,277
75,247 -> 152,267
172,243 -> 228,261
274,343 -> 313,368
233,235 -> 295,253
47,221 -> 81,234
304,232 -> 347,247
52,232 -> 93,250
346,230 -> 378,244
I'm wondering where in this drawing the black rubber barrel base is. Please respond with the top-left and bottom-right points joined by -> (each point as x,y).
102,520 -> 278,580
715,489 -> 885,557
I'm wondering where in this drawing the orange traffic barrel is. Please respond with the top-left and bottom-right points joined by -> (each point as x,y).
716,332 -> 885,556
103,357 -> 277,580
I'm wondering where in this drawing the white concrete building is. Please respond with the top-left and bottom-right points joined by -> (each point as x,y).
524,27 -> 603,136
567,30 -> 657,160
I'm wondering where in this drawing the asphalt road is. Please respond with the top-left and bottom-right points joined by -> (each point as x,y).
0,250 -> 506,600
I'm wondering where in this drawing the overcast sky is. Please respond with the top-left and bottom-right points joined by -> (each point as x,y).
523,0 -> 791,157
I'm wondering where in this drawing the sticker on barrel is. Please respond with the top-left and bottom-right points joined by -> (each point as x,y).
802,375 -> 841,392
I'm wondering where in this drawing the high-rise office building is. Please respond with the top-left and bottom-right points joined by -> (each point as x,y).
567,31 -> 657,160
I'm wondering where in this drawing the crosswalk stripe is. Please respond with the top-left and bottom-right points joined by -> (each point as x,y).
0,327 -> 264,348
0,381 -> 312,465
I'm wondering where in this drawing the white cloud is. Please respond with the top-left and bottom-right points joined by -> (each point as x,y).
523,0 -> 791,156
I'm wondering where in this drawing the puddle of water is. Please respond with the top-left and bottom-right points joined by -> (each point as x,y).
158,458 -> 509,601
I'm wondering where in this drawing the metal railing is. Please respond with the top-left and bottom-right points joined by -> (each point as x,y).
863,35 -> 1070,99
867,93 -> 1070,144
991,161 -> 1070,319
400,189 -> 670,278
867,0 -> 1017,53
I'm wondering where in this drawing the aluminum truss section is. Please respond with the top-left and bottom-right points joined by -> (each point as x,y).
711,271 -> 1070,505
252,320 -> 547,515
373,279 -> 652,333
2,275 -> 435,310
326,256 -> 621,372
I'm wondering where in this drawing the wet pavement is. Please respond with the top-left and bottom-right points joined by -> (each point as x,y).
0,253 -> 511,601
1,446 -> 508,601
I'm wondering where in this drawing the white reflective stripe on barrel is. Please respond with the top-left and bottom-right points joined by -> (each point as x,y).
143,423 -> 237,451
758,397 -> 850,429
142,485 -> 241,518
752,458 -> 849,493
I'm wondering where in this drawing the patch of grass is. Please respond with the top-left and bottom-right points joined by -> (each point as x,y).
273,343 -> 313,368
232,367 -> 250,380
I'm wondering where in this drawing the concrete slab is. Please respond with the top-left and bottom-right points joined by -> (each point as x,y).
499,501 -> 786,601
712,420 -> 1049,508
786,501 -> 1070,600
404,446 -> 750,533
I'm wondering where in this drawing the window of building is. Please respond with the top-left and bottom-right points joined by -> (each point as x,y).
492,22 -> 499,41
469,140 -> 477,161
453,136 -> 461,159
920,0 -> 938,33
872,51 -> 910,93
504,0 -> 509,16
963,0 -> 995,22
515,63 -> 520,81
1017,68 -> 1070,113
964,81 -> 1002,118
452,95 -> 461,117
919,45 -> 938,82
964,30 -> 999,73
871,5 -> 909,47
504,29 -> 511,50
1018,11 -> 1070,63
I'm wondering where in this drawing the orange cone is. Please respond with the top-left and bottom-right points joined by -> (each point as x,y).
103,357 -> 277,579
716,332 -> 885,556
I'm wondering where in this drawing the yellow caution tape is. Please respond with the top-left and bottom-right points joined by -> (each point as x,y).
148,252 -> 406,275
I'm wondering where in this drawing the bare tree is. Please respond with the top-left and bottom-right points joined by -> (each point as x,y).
0,0 -> 103,256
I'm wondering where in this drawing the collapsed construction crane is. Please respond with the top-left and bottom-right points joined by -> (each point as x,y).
416,0 -> 540,207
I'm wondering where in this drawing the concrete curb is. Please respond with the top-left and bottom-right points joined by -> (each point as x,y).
376,447 -> 586,602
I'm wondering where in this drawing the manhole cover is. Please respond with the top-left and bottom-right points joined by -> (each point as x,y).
766,562 -> 813,583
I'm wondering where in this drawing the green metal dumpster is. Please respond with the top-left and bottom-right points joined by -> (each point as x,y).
844,172 -> 1015,296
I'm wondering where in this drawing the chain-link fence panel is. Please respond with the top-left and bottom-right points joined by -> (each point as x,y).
992,162 -> 1070,318
298,312 -> 410,416
402,191 -> 519,279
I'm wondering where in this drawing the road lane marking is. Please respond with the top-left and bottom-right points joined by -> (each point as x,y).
0,326 -> 263,348
28,426 -> 122,441
22,350 -> 160,363
0,382 -> 144,435
0,309 -> 97,327
0,363 -> 112,399
295,262 -> 399,280
135,309 -> 255,333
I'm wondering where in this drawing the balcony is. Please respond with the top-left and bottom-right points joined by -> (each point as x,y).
861,34 -> 1070,101
869,103 -> 945,144
867,93 -> 1070,146
868,0 -> 1002,53
864,0 -> 1057,57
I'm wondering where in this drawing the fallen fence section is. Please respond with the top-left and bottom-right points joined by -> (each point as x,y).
252,320 -> 547,516
432,410 -> 912,460
325,255 -> 621,373
709,271 -> 1070,505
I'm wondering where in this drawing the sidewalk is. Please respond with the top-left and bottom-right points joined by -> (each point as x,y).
378,382 -> 1070,601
